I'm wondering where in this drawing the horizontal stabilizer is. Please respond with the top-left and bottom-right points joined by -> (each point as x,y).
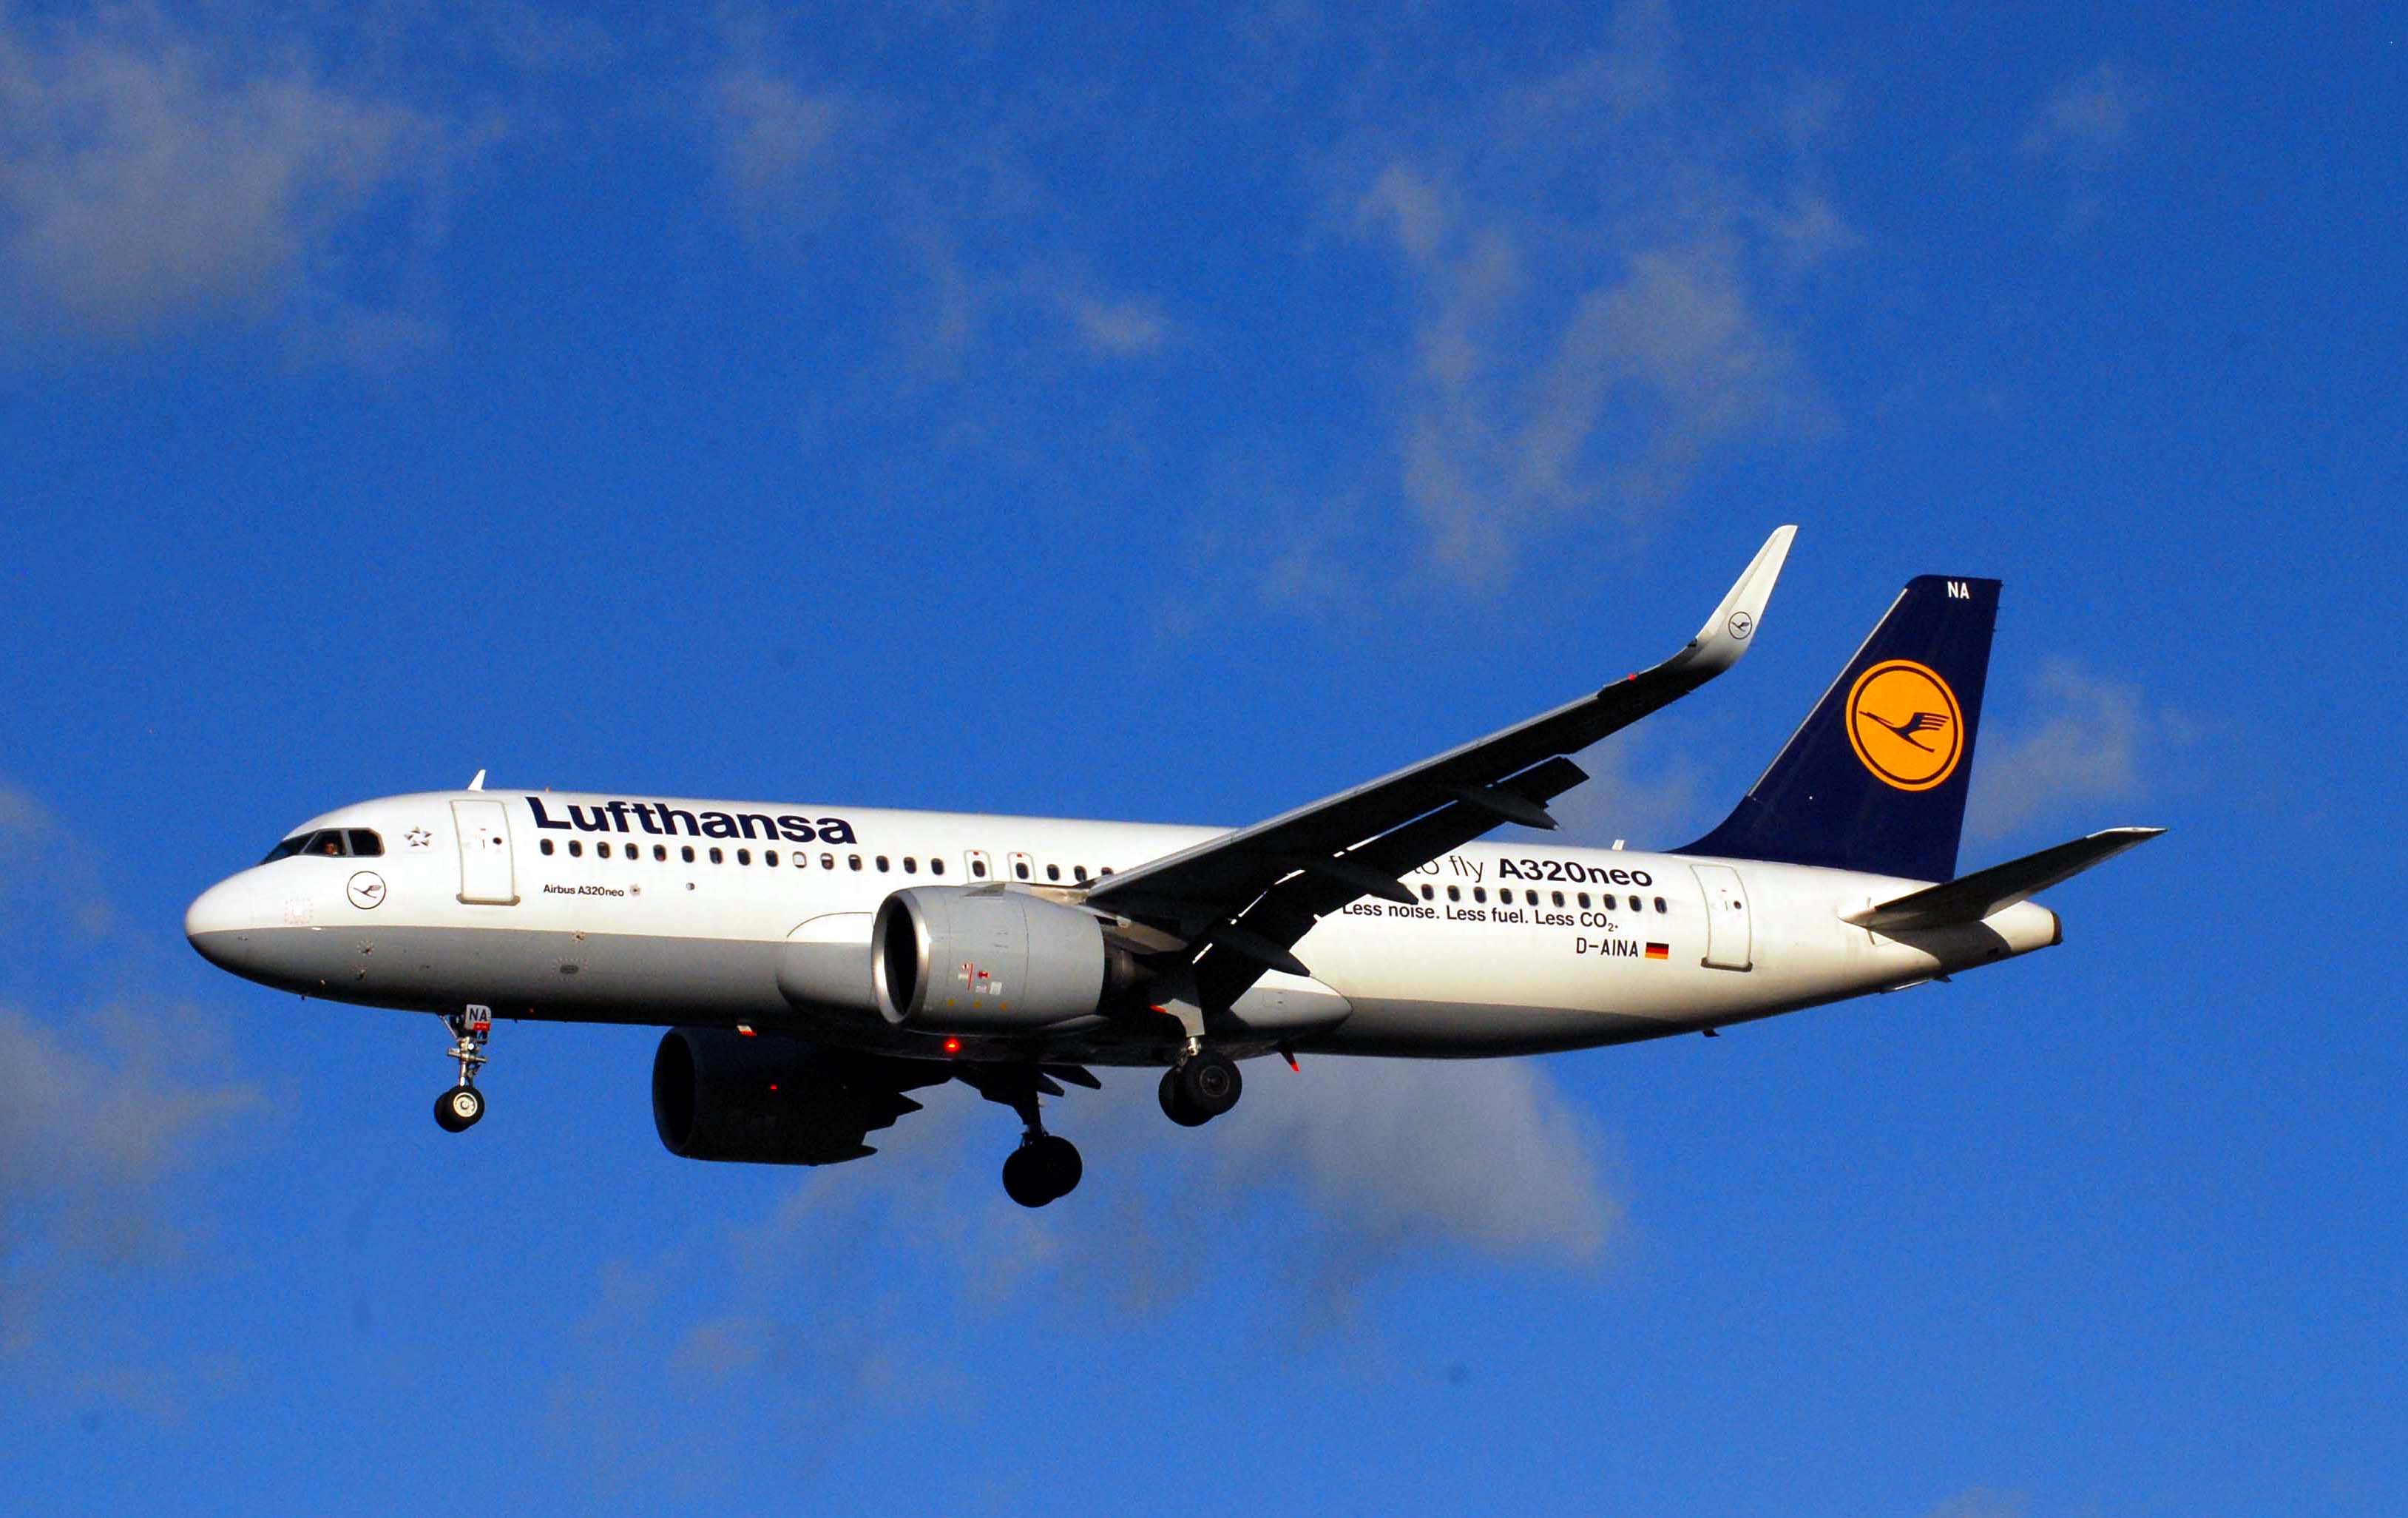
1845,826 -> 2166,932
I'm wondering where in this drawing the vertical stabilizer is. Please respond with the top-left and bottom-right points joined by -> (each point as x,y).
1675,576 -> 2000,883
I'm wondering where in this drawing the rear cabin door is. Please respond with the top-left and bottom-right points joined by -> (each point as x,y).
1690,863 -> 1752,971
453,799 -> 520,905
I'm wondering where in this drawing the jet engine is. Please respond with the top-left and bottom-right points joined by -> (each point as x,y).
651,1027 -> 948,1165
872,887 -> 1144,1031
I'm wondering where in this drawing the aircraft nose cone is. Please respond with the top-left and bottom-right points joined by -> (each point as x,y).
185,874 -> 260,968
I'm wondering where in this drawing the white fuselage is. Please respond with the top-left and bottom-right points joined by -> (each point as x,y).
185,789 -> 2061,1067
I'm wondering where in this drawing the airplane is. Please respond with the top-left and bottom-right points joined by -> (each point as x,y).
184,527 -> 2162,1207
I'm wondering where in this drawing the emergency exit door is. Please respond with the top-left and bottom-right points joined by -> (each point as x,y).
1690,863 -> 1752,971
452,799 -> 519,905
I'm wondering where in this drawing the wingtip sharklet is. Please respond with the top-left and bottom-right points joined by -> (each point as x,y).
1678,524 -> 1796,675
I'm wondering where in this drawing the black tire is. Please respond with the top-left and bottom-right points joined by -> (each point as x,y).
436,1084 -> 484,1132
1001,1145 -> 1054,1208
1177,1054 -> 1242,1118
1029,1134 -> 1083,1198
1159,1069 -> 1210,1127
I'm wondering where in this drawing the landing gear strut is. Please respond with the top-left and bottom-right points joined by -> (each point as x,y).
433,1005 -> 490,1133
1158,1050 -> 1242,1127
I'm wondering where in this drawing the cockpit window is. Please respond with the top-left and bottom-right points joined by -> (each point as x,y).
262,828 -> 380,863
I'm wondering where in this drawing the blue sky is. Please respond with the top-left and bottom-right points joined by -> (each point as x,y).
1,2 -> 2401,1513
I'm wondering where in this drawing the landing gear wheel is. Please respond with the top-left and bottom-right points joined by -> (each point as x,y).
1177,1053 -> 1242,1119
434,1084 -> 485,1132
1029,1133 -> 1082,1198
1159,1069 -> 1211,1127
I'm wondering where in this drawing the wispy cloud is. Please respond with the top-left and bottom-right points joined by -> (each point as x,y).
702,64 -> 845,223
1968,656 -> 2190,840
1920,1488 -> 2029,1518
694,36 -> 1175,377
1250,3 -> 1846,601
547,1047 -> 1621,1426
2021,63 -> 2138,157
0,9 -> 464,348
0,783 -> 262,1420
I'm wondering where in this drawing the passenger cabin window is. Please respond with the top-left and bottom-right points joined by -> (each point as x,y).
598,842 -> 612,859
737,849 -> 751,865
708,847 -> 723,864
1447,886 -> 1461,902
765,851 -> 779,866
930,858 -> 944,876
821,853 -> 834,870
1421,884 -> 1434,900
1046,864 -> 1060,882
1073,866 -> 1089,883
1012,861 -> 1028,880
876,856 -> 890,873
1473,887 -> 1487,903
1654,896 -> 1668,913
654,845 -> 666,861
569,840 -> 584,857
681,846 -> 696,863
1552,891 -> 1565,907
540,839 -> 555,856
849,855 -> 862,871
973,858 -> 989,878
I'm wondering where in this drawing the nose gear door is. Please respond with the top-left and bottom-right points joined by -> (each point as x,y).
453,799 -> 520,905
1689,863 -> 1752,971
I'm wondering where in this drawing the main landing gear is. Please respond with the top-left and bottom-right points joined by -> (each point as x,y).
433,1005 -> 491,1133
964,1065 -> 1084,1208
1001,1131 -> 1083,1209
1157,1048 -> 1242,1127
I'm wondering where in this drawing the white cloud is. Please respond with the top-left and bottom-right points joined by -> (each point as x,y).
0,10 -> 456,344
1921,1488 -> 2029,1518
0,779 -> 263,1417
2021,63 -> 2137,156
1255,2 -> 1847,601
1061,290 -> 1169,358
1967,656 -> 2189,840
702,65 -> 844,220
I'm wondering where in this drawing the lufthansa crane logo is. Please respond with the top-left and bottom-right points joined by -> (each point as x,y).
1845,659 -> 1964,792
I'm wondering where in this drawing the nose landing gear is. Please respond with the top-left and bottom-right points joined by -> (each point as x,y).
433,1005 -> 491,1133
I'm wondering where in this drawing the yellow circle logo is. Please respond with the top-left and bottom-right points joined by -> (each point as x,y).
1846,659 -> 1964,792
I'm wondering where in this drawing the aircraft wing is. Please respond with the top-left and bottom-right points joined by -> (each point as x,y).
1088,525 -> 1796,1008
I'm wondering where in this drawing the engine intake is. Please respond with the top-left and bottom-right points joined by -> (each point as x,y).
873,886 -> 1140,1030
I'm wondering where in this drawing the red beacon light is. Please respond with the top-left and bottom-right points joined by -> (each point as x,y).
942,1037 -> 961,1055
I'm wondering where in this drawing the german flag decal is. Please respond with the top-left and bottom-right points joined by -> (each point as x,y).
1645,942 -> 1670,960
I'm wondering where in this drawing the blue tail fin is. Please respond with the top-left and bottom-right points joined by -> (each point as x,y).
1675,575 -> 2001,883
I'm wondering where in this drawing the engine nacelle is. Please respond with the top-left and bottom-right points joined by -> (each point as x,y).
872,886 -> 1138,1030
651,1027 -> 946,1165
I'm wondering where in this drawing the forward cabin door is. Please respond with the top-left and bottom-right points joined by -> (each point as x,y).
1690,863 -> 1752,971
453,800 -> 520,905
